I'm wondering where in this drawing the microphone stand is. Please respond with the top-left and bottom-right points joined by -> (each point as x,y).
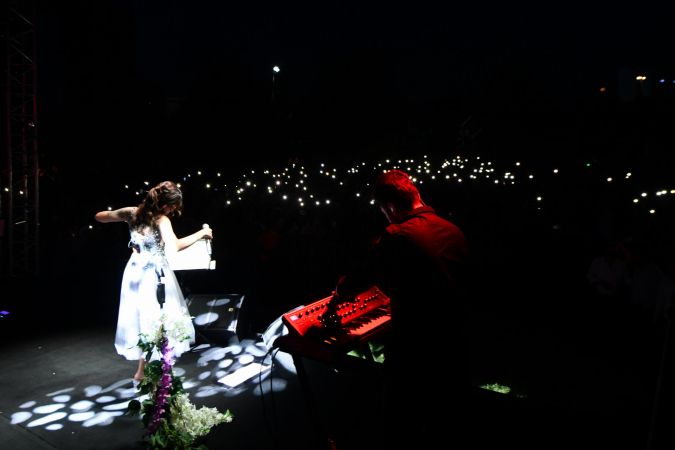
156,267 -> 166,309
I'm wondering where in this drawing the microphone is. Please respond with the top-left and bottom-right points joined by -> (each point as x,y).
202,223 -> 212,257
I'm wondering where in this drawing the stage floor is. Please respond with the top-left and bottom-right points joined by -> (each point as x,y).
0,283 -> 665,450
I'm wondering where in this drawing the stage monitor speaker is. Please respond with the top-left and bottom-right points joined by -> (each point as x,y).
186,294 -> 246,344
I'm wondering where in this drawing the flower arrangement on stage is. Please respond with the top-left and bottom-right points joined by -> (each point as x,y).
126,314 -> 233,449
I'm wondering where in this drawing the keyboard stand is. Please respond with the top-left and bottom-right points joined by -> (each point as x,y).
282,340 -> 338,450
273,332 -> 387,450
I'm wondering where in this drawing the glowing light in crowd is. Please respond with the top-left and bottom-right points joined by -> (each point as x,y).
87,152 -> 673,233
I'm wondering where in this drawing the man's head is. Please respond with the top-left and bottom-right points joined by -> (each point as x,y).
373,169 -> 424,223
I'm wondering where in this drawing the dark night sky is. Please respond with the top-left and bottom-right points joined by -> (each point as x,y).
34,1 -> 675,181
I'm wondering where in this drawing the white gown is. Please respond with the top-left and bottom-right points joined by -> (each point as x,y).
114,224 -> 195,361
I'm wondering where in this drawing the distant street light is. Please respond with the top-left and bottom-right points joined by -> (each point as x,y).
272,66 -> 281,102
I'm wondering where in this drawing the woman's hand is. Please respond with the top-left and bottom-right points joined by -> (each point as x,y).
201,224 -> 213,240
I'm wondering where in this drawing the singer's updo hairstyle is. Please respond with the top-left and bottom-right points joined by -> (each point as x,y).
131,181 -> 184,229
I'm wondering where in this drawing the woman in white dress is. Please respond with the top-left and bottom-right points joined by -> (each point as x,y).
95,180 -> 212,381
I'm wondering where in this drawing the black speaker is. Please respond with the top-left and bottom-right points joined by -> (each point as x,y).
186,293 -> 247,344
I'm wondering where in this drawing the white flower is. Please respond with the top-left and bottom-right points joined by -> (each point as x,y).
148,313 -> 193,345
163,313 -> 194,343
170,393 -> 233,439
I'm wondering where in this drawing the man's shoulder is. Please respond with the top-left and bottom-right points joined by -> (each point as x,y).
399,208 -> 461,229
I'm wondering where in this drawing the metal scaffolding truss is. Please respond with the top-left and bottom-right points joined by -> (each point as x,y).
1,0 -> 39,277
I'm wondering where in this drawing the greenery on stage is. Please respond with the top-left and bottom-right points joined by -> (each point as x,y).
126,314 -> 233,449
